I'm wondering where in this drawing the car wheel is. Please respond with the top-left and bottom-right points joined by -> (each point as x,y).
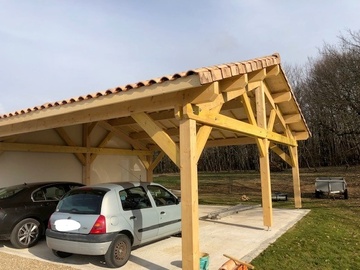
10,218 -> 41,248
52,249 -> 73,258
344,189 -> 349,199
104,234 -> 131,268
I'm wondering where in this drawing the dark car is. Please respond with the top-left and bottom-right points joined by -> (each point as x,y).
0,181 -> 83,248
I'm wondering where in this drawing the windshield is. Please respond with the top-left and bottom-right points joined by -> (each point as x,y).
57,188 -> 106,214
0,185 -> 26,199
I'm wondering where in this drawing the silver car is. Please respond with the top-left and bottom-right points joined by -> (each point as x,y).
46,182 -> 181,268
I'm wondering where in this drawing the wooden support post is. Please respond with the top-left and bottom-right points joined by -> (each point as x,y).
180,117 -> 200,270
255,82 -> 273,228
82,123 -> 91,185
146,167 -> 153,182
290,146 -> 302,208
146,152 -> 165,182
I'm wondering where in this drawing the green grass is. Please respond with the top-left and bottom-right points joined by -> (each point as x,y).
252,200 -> 360,269
154,166 -> 360,269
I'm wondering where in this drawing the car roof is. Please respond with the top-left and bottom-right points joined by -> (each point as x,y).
80,181 -> 156,190
0,181 -> 83,189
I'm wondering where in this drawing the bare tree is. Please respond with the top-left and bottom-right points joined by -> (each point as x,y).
290,30 -> 360,167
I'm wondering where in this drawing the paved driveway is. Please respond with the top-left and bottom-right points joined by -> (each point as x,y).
0,205 -> 310,270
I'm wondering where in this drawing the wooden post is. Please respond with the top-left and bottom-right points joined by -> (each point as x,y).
180,117 -> 200,270
255,82 -> 273,228
146,167 -> 153,182
82,123 -> 91,185
290,146 -> 302,208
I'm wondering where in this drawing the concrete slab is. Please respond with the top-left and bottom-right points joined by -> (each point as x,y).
0,205 -> 310,270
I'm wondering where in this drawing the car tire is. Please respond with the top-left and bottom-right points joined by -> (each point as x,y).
104,234 -> 131,268
10,218 -> 41,249
344,189 -> 349,199
52,249 -> 73,258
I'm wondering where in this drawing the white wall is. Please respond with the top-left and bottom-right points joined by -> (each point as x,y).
91,155 -> 145,184
0,125 -> 147,187
0,151 -> 82,187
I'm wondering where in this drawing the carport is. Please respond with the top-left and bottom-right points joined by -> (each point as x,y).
0,53 -> 310,270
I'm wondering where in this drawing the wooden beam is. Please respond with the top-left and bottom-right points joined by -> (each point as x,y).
148,151 -> 165,172
255,82 -> 273,228
82,123 -> 91,185
130,128 -> 178,140
179,117 -> 199,270
240,92 -> 266,157
0,76 -> 202,138
272,92 -> 291,103
219,74 -> 248,92
90,132 -> 115,162
109,110 -> 174,127
265,65 -> 280,77
198,87 -> 246,112
293,131 -> 309,140
98,121 -> 148,150
263,84 -> 287,129
88,122 -> 98,135
248,69 -> 267,82
183,82 -> 219,104
0,75 -> 202,127
246,81 -> 261,92
131,112 -> 180,167
205,137 -> 256,147
283,114 -> 302,124
0,142 -> 152,155
267,109 -> 277,132
195,104 -> 223,162
55,127 -> 86,165
269,142 -> 293,166
290,145 -> 302,208
182,104 -> 297,146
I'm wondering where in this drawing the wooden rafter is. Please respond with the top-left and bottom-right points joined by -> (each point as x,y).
131,112 -> 180,167
98,121 -> 148,150
219,74 -> 248,92
240,92 -> 265,157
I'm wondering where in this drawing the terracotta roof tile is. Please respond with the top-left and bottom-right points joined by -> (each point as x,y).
229,64 -> 240,76
0,53 -> 281,119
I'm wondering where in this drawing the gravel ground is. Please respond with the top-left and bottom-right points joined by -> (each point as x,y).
0,251 -> 77,270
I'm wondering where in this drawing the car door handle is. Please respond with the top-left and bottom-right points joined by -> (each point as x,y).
130,216 -> 136,220
160,211 -> 165,215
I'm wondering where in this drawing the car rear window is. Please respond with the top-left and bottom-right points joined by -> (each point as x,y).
57,188 -> 106,214
0,185 -> 26,199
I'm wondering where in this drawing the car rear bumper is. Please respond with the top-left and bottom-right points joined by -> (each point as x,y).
46,229 -> 117,255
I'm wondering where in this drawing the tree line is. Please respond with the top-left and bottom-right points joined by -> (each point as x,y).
155,30 -> 360,173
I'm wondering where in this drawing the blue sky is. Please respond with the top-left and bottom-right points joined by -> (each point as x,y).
1,0 -> 360,114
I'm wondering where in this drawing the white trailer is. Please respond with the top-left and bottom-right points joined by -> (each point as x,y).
315,177 -> 348,199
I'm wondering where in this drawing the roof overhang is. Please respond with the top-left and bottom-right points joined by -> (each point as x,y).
0,53 -> 310,156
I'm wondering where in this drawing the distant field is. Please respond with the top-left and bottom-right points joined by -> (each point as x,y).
154,165 -> 360,269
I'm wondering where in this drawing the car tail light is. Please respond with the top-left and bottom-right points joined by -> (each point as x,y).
90,215 -> 106,234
